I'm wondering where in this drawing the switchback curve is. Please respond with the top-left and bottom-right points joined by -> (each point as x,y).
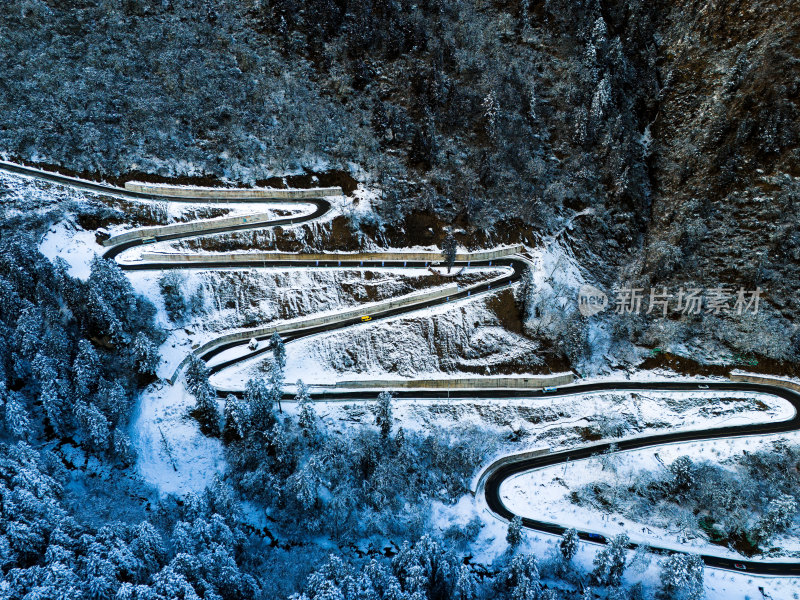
482,380 -> 800,575
7,161 -> 800,575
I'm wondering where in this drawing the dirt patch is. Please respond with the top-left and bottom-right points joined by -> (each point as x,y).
640,351 -> 800,379
487,289 -> 524,335
363,209 -> 542,254
256,170 -> 359,196
8,155 -> 359,195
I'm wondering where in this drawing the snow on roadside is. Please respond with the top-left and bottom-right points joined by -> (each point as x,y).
130,381 -> 225,496
499,430 -> 800,561
106,201 -> 318,243
211,290 -> 536,389
40,218 -> 103,280
305,390 -> 791,447
418,389 -> 799,600
463,501 -> 800,600
123,267 -> 505,379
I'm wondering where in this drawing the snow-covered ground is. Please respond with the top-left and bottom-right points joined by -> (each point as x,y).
406,389 -> 800,600
103,201 -> 315,236
500,430 -> 800,554
440,494 -> 800,600
123,267 -> 504,379
210,290 -> 540,389
130,381 -> 225,495
296,389 -> 791,449
40,218 -> 102,279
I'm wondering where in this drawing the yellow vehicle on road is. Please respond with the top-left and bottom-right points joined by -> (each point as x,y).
361,316 -> 372,322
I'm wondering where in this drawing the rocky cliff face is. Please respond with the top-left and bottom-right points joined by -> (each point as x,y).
2,0 -> 798,370
628,0 -> 800,366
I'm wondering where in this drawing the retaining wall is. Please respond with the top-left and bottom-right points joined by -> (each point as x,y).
170,283 -> 459,383
729,371 -> 800,393
142,245 -> 524,265
102,212 -> 285,247
333,373 -> 575,390
125,181 -> 341,199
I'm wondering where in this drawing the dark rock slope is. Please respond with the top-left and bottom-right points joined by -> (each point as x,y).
1,0 -> 797,368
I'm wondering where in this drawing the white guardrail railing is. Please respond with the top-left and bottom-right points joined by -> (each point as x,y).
142,245 -> 524,266
729,371 -> 800,393
333,373 -> 575,390
170,283 -> 459,384
102,212 -> 290,247
124,181 -> 342,199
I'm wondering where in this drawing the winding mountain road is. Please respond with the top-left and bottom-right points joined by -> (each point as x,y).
480,380 -> 800,576
5,160 -> 800,576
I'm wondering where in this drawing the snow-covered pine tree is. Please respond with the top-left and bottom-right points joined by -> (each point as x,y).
75,400 -> 111,450
296,379 -> 316,435
245,377 -> 274,431
271,331 -> 286,371
224,393 -> 250,442
375,391 -> 393,439
506,515 -> 523,548
193,383 -> 221,437
73,339 -> 100,399
97,379 -> 130,427
560,527 -> 579,562
3,389 -> 31,439
505,554 -> 541,600
454,564 -> 478,600
158,271 -> 187,323
132,331 -> 159,375
658,553 -> 704,600
184,353 -> 210,397
269,360 -> 284,413
592,532 -> 629,587
757,494 -> 798,544
392,536 -> 454,599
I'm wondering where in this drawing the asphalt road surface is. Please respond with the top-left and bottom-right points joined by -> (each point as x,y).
6,161 -> 800,575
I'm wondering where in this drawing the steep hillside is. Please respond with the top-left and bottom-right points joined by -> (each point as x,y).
1,0 -> 798,370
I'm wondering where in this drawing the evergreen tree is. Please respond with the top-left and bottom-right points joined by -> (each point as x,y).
454,564 -> 478,600
73,339 -> 100,399
291,458 -> 321,511
592,533 -> 629,587
193,383 -> 221,437
3,389 -> 31,439
97,379 -> 130,427
132,331 -> 159,375
392,536 -> 454,599
158,271 -> 187,323
111,429 -> 136,465
296,379 -> 316,435
658,553 -> 704,600
75,400 -> 111,450
505,554 -> 541,600
757,494 -> 798,544
244,377 -> 274,431
40,378 -> 66,435
395,426 -> 406,451
271,331 -> 286,371
184,353 -> 210,396
269,360 -> 285,414
224,393 -> 250,442
506,515 -> 523,548
375,391 -> 393,439
560,527 -> 579,562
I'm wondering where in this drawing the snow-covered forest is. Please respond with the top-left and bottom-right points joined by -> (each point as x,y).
0,174 -> 748,600
2,0 -> 800,598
